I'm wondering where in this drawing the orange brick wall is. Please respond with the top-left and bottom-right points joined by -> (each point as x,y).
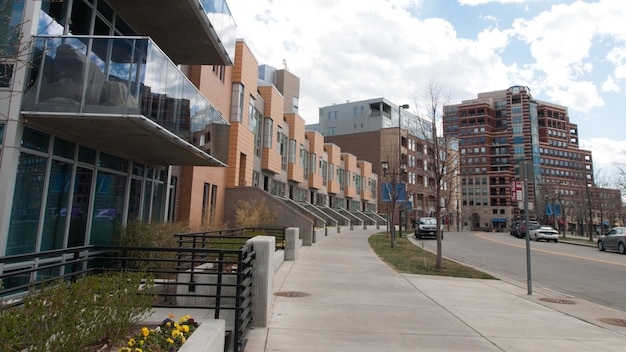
178,166 -> 227,230
226,40 -> 258,187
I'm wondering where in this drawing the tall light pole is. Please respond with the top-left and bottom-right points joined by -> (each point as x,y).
398,104 -> 409,234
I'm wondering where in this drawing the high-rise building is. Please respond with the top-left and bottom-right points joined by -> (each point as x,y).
443,86 -> 597,232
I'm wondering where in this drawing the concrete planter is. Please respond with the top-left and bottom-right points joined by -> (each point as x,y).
178,320 -> 225,352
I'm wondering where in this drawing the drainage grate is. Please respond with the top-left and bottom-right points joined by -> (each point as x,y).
597,318 -> 626,327
539,297 -> 577,304
274,291 -> 310,297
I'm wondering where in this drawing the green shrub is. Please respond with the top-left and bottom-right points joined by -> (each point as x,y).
114,220 -> 190,274
0,271 -> 154,352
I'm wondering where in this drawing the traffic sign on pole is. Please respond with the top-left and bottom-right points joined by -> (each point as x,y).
511,181 -> 523,202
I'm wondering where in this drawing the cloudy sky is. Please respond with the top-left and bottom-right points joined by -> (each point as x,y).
227,0 -> 626,181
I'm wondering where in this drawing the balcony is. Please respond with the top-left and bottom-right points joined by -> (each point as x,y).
106,0 -> 236,65
21,36 -> 228,166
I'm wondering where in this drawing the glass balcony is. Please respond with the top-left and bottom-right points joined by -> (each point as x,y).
21,35 -> 229,166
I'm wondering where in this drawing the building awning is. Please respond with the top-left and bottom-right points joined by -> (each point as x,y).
491,218 -> 507,223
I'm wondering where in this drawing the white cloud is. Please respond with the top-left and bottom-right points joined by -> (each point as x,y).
580,137 -> 626,178
229,0 -> 519,122
602,76 -> 620,92
459,0 -> 528,5
508,0 -> 626,114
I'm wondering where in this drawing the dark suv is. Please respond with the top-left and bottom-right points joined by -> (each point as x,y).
415,217 -> 443,239
513,221 -> 540,238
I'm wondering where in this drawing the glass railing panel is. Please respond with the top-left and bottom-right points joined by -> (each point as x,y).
23,35 -> 228,146
203,0 -> 236,63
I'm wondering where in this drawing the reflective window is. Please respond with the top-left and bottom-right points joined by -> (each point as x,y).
90,171 -> 126,245
67,167 -> 93,247
99,152 -> 128,172
41,160 -> 73,251
53,138 -> 76,159
78,145 -> 97,164
22,127 -> 49,152
0,0 -> 25,87
7,153 -> 47,255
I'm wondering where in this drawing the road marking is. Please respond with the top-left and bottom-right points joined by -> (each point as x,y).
475,233 -> 626,267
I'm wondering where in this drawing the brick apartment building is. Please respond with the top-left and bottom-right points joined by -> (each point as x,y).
443,85 -> 620,233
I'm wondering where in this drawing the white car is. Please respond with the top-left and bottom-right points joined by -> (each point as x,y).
529,226 -> 559,242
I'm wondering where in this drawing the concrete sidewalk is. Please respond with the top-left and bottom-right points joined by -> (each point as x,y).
244,228 -> 626,352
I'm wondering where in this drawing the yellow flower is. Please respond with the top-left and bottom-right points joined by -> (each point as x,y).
167,338 -> 174,344
172,330 -> 180,338
182,325 -> 190,333
141,327 -> 149,337
128,338 -> 136,346
181,337 -> 186,343
134,349 -> 142,352
166,321 -> 171,327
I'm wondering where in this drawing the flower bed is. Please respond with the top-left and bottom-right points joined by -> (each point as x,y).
117,314 -> 198,352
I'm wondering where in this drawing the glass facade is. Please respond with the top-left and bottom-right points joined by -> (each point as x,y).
6,127 -> 167,255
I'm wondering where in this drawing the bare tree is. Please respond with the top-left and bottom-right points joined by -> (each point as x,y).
410,80 -> 458,269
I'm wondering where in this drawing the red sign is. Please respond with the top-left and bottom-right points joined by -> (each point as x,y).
511,181 -> 523,202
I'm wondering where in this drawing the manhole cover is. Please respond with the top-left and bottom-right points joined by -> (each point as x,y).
539,297 -> 577,304
274,291 -> 310,297
597,318 -> 626,327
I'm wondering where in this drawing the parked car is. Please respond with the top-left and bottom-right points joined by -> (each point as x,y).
597,227 -> 626,254
510,221 -> 521,236
529,226 -> 559,242
415,217 -> 443,239
513,221 -> 540,238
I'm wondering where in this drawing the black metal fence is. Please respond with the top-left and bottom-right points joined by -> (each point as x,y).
0,242 -> 257,352
175,227 -> 286,251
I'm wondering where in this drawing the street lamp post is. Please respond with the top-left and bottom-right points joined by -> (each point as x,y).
398,104 -> 409,233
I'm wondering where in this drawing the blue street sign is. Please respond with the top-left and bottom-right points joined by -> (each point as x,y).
381,182 -> 407,202
546,204 -> 553,216
554,203 -> 561,216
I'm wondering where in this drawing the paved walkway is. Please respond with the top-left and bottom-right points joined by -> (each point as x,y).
242,228 -> 626,352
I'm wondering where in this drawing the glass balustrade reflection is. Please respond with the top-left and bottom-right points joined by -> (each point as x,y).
23,35 -> 228,145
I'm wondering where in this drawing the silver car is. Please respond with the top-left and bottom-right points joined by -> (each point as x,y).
597,227 -> 626,254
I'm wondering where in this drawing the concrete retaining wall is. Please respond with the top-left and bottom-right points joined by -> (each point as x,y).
178,320 -> 225,352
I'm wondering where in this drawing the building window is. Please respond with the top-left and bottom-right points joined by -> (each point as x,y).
231,83 -> 244,122
263,118 -> 273,149
201,183 -> 210,227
